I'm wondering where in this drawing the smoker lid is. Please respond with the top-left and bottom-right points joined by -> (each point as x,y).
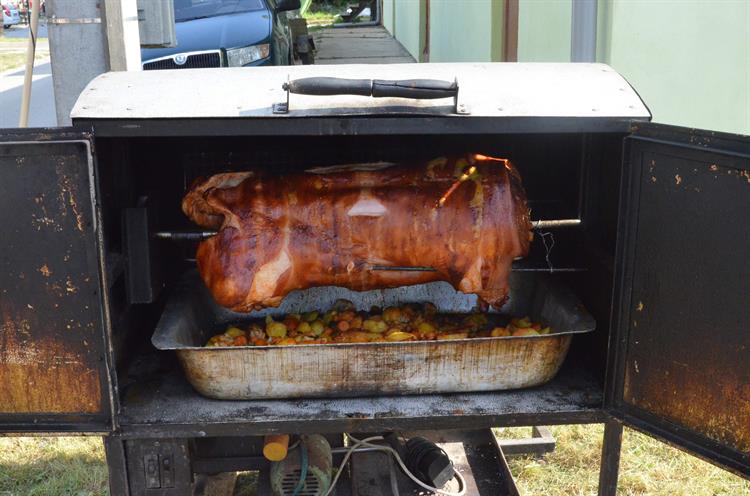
71,62 -> 650,120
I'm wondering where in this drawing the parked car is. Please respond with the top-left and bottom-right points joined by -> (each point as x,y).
141,0 -> 300,70
2,2 -> 21,28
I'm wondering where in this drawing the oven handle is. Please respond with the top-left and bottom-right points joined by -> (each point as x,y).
273,77 -> 466,114
284,77 -> 458,99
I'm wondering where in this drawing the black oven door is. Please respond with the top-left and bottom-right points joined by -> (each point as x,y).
607,122 -> 750,476
0,129 -> 114,433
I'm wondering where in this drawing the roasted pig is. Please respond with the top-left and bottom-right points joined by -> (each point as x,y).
182,154 -> 532,312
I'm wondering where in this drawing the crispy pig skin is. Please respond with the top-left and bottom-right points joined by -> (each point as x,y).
182,155 -> 532,312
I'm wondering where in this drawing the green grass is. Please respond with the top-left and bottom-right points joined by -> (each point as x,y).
0,35 -> 32,43
0,436 -> 107,496
495,425 -> 750,495
1,426 -> 748,495
0,32 -> 48,43
303,9 -> 340,27
0,50 -> 47,72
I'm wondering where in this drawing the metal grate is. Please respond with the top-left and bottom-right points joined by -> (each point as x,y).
280,470 -> 322,496
143,51 -> 222,71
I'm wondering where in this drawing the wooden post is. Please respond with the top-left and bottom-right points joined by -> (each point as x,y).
18,0 -> 40,127
502,0 -> 519,62
419,0 -> 429,62
103,0 -> 142,71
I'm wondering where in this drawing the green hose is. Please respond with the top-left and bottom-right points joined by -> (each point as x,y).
292,440 -> 309,496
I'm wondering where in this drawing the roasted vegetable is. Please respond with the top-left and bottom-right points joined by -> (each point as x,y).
205,305 -> 552,347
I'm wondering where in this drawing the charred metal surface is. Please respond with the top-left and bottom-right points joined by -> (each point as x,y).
118,354 -> 603,439
0,134 -> 110,430
612,124 -> 750,473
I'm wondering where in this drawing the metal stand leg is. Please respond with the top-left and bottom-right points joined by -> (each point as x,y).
598,419 -> 623,496
104,436 -> 130,496
496,426 -> 557,457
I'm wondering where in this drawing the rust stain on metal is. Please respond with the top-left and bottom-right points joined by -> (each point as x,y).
624,360 -> 750,453
1,141 -> 104,418
0,314 -> 101,414
56,161 -> 86,233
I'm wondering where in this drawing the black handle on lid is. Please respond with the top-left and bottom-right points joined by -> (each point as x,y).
283,77 -> 458,100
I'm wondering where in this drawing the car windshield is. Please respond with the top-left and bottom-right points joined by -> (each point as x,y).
174,0 -> 264,22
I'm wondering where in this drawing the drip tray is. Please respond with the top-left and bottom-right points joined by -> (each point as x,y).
152,271 -> 595,399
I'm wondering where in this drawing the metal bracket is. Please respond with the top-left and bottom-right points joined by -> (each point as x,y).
272,76 -> 291,114
454,78 -> 470,115
47,16 -> 102,25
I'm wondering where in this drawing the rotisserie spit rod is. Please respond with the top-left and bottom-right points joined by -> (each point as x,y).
154,218 -> 580,241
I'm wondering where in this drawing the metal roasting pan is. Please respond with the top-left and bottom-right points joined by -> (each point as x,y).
152,271 -> 595,399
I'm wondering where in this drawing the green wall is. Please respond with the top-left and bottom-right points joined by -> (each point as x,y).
517,0 -> 572,62
382,0 -> 394,33
382,0 -> 750,134
598,0 -> 750,134
394,0 -> 422,60
428,0 -> 496,62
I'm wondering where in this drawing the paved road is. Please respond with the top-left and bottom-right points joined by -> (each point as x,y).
1,22 -> 56,127
0,61 -> 56,128
2,22 -> 48,39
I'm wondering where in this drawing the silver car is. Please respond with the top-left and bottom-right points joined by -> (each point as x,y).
2,2 -> 21,28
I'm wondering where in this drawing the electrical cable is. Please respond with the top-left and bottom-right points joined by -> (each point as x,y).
323,434 -> 466,496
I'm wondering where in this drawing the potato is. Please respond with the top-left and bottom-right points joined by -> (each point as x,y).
302,311 -> 319,322
437,332 -> 469,340
512,328 -> 539,337
297,322 -> 313,335
266,321 -> 288,338
490,327 -> 510,337
364,319 -> 387,333
310,320 -> 325,336
383,307 -> 404,323
511,317 -> 532,328
385,331 -> 416,342
225,326 -> 245,338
